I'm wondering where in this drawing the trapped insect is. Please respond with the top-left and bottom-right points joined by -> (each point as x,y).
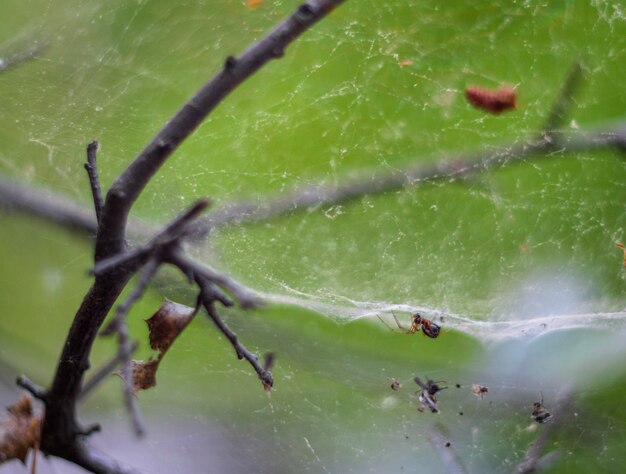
531,393 -> 551,423
378,312 -> 442,339
471,384 -> 489,399
465,85 -> 517,114
415,376 -> 448,413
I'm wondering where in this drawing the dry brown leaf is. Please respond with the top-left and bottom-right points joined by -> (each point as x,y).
398,59 -> 413,67
127,300 -> 197,393
246,0 -> 263,8
146,299 -> 196,353
0,394 -> 41,465
130,359 -> 159,392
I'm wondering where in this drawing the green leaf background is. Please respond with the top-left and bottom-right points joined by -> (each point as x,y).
0,1 -> 625,472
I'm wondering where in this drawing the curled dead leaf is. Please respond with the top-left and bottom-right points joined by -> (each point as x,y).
146,299 -> 196,353
125,300 -> 197,394
0,394 -> 41,465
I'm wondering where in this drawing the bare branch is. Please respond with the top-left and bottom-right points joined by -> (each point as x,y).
79,341 -> 139,401
97,0 -> 347,260
198,125 -> 626,233
84,141 -> 104,225
166,249 -> 260,309
541,61 -> 584,135
33,3 -> 345,468
16,375 -> 47,401
93,199 -> 210,277
101,258 -> 161,437
198,284 -> 273,389
1,120 -> 624,240
0,41 -> 47,74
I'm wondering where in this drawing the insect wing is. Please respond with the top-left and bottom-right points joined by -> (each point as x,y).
419,391 -> 439,413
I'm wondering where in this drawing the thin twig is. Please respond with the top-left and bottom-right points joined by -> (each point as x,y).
427,424 -> 469,474
79,341 -> 139,401
1,121 -> 624,241
16,375 -> 47,401
198,279 -> 273,388
92,199 -> 210,277
541,61 -> 584,135
0,41 -> 47,74
84,141 -> 104,224
97,0 -> 347,260
166,249 -> 260,309
105,258 -> 161,437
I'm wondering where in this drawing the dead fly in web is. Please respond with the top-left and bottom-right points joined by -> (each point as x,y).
531,392 -> 552,423
378,312 -> 442,339
471,384 -> 489,399
390,378 -> 402,391
415,376 -> 447,413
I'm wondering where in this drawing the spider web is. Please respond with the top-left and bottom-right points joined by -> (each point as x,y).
0,0 -> 625,473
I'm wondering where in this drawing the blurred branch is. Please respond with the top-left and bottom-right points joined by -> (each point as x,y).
513,388 -> 573,474
427,424 -> 469,474
541,61 -> 584,135
198,122 -> 626,233
0,41 -> 47,74
1,120 -> 624,240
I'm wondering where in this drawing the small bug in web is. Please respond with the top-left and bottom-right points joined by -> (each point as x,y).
531,392 -> 552,424
378,312 -> 442,339
415,376 -> 448,413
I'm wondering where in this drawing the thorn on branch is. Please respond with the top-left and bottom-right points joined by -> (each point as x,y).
224,55 -> 238,71
84,140 -> 104,225
295,3 -> 316,23
16,375 -> 47,401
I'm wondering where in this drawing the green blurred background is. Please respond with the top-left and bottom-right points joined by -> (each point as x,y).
0,0 -> 625,473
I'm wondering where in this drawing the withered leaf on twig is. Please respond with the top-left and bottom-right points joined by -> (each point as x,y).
125,299 -> 197,393
0,394 -> 41,465
146,299 -> 196,353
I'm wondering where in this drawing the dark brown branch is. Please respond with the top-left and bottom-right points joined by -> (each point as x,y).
84,141 -> 104,225
165,249 -> 260,309
97,0 -> 347,261
93,199 -> 210,277
37,2 -> 347,464
198,281 -> 273,389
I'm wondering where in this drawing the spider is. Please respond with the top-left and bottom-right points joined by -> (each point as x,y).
378,312 -> 441,339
